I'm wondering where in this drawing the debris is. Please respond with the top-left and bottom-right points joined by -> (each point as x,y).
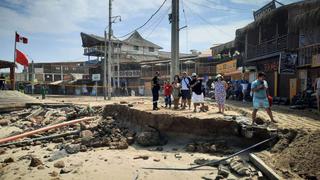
0,148 -> 6,155
49,171 -> 59,177
26,107 -> 44,120
0,119 -> 9,126
136,131 -> 161,147
65,144 -> 80,154
3,157 -> 14,163
229,157 -> 250,176
218,164 -> 230,178
29,157 -> 43,167
134,155 -> 149,160
80,145 -> 87,152
0,117 -> 95,144
60,167 -> 73,174
153,158 -> 160,162
174,154 -> 182,159
37,165 -> 45,170
54,161 -> 65,168
185,144 -> 196,152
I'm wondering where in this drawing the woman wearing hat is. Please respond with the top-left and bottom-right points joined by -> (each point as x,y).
190,73 -> 205,112
214,74 -> 227,114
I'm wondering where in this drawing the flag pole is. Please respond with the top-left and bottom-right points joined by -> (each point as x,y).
13,31 -> 17,90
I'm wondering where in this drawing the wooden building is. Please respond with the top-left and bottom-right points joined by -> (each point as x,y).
235,0 -> 320,99
80,31 -> 163,95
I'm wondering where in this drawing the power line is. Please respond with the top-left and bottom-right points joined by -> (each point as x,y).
187,0 -> 256,16
145,7 -> 170,39
181,0 -> 189,53
116,0 -> 168,38
184,2 -> 232,39
141,6 -> 170,38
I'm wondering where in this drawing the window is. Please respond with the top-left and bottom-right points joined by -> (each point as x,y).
149,47 -> 155,52
55,66 -> 60,70
134,46 -> 139,51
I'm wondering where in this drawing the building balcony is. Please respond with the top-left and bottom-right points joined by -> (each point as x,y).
247,35 -> 287,60
84,46 -> 121,56
298,43 -> 320,66
112,70 -> 141,78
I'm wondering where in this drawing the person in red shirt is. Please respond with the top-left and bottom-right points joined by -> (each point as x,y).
163,81 -> 173,108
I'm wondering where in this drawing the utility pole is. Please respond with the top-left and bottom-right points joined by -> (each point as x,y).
31,60 -> 35,94
170,0 -> 179,82
104,30 -> 107,100
107,0 -> 112,100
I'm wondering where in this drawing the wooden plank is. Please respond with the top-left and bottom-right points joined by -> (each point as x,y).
249,153 -> 283,180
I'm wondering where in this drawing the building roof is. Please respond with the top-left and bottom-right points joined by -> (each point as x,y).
123,31 -> 162,49
210,41 -> 235,54
0,60 -> 15,69
158,51 -> 196,59
236,0 -> 320,35
80,32 -> 121,47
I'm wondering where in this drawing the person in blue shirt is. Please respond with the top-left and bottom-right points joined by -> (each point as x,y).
251,72 -> 277,125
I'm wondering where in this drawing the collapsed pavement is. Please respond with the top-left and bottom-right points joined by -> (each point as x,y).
0,103 -> 318,179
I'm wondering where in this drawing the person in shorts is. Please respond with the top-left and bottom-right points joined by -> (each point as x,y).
180,72 -> 191,109
190,73 -> 205,112
251,72 -> 277,125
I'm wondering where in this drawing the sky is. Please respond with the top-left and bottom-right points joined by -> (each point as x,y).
0,0 -> 301,65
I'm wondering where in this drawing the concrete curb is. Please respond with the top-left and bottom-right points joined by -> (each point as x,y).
249,153 -> 283,180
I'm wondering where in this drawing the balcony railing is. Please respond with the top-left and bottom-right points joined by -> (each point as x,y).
112,70 -> 141,77
84,46 -> 121,55
298,43 -> 320,66
247,35 -> 288,59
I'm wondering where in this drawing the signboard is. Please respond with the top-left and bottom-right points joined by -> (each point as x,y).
216,59 -> 237,74
253,1 -> 276,20
279,52 -> 297,74
92,74 -> 101,81
311,54 -> 320,67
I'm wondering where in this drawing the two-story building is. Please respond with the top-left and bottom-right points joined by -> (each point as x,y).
235,0 -> 320,100
80,31 -> 163,95
25,61 -> 95,94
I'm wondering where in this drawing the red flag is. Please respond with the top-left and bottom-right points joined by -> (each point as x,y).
15,32 -> 28,44
15,49 -> 29,67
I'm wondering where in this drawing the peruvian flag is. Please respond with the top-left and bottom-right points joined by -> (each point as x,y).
15,32 -> 28,44
15,49 -> 29,67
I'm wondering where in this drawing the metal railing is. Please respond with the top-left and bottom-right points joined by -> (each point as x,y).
247,35 -> 287,59
298,43 -> 320,66
112,70 -> 141,77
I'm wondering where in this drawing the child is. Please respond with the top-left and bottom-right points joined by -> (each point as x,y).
163,81 -> 173,108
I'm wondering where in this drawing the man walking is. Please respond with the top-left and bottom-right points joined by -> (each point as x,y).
180,72 -> 191,109
251,72 -> 277,124
151,71 -> 161,110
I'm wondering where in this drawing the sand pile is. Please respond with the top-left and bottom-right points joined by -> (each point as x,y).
272,130 -> 320,179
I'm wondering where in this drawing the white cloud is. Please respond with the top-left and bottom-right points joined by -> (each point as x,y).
0,0 -> 168,35
179,19 -> 251,52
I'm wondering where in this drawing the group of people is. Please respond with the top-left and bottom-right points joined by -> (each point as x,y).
152,71 -> 204,112
151,71 -> 278,125
151,71 -> 228,113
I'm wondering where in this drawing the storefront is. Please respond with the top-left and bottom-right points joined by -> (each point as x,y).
216,59 -> 243,81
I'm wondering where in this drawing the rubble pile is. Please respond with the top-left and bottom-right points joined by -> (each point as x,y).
0,105 -> 100,132
80,116 -> 136,149
196,157 -> 261,179
0,104 -> 137,151
185,140 -> 235,155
